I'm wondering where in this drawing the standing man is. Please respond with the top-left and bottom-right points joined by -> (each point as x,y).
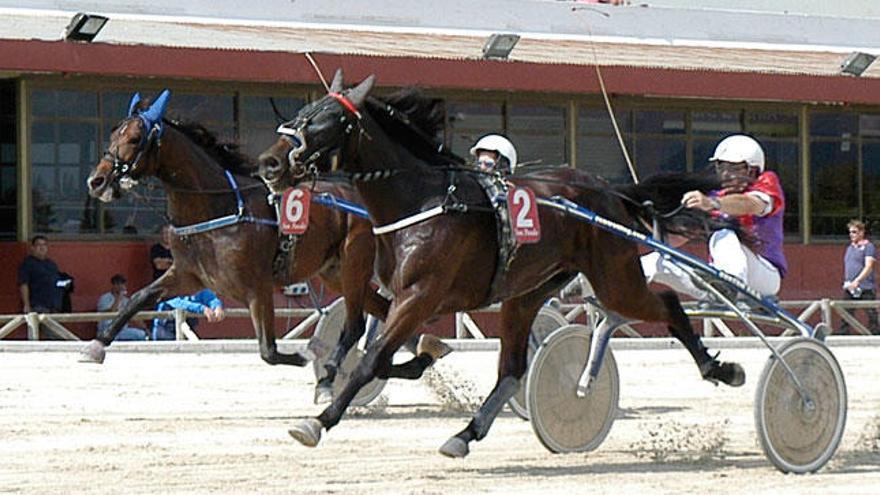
841,219 -> 879,335
150,224 -> 174,280
96,274 -> 147,341
641,134 -> 787,301
18,235 -> 65,314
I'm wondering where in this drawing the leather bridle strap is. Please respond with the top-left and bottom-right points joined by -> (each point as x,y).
328,92 -> 362,120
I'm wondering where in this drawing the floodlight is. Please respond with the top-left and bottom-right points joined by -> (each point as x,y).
64,13 -> 108,42
840,51 -> 876,77
482,33 -> 520,60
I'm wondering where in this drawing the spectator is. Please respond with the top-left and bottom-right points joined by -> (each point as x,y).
17,235 -> 66,313
152,289 -> 225,341
841,219 -> 879,335
150,225 -> 174,280
96,274 -> 148,341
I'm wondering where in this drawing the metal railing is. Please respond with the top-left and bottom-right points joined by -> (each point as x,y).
0,297 -> 877,342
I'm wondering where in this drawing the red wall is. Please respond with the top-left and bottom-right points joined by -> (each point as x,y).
0,240 -> 854,340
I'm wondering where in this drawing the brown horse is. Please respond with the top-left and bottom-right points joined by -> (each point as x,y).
257,72 -> 746,457
81,90 -> 446,402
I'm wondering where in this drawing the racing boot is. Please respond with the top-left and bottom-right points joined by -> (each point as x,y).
700,359 -> 745,387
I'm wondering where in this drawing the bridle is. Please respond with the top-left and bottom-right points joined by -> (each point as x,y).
103,115 -> 164,190
275,92 -> 364,181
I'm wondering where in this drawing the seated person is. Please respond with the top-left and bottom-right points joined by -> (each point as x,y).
640,134 -> 787,302
469,134 -> 518,175
152,289 -> 225,341
97,274 -> 147,341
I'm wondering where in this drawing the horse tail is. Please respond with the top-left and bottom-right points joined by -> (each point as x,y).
613,171 -> 758,248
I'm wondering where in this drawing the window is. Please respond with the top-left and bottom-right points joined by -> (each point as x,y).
0,81 -> 15,239
506,104 -> 566,168
445,102 -> 503,159
239,95 -> 305,159
30,87 -> 241,237
809,113 -> 859,237
576,106 -> 632,183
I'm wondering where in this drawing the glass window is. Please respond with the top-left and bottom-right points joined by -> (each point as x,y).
239,95 -> 305,159
446,102 -> 503,158
634,110 -> 684,135
810,112 -> 858,138
692,111 -> 741,136
746,112 -> 798,138
170,93 -> 235,142
506,105 -> 565,168
0,81 -> 15,239
633,137 -> 686,176
577,106 -> 633,182
810,141 -> 858,237
861,140 -> 880,230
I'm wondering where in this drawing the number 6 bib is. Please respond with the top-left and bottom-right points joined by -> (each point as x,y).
507,186 -> 541,244
280,187 -> 312,235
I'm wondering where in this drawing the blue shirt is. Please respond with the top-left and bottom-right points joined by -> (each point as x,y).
156,289 -> 223,314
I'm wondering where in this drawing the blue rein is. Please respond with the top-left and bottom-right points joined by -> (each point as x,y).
170,171 -> 278,237
171,172 -> 370,237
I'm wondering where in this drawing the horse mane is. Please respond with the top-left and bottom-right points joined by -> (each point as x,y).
164,119 -> 257,176
365,88 -> 465,167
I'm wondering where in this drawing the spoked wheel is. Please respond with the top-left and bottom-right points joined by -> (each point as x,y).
508,306 -> 568,420
527,324 -> 619,453
755,337 -> 847,473
312,298 -> 387,407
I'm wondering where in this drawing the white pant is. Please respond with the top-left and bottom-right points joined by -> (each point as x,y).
640,229 -> 781,299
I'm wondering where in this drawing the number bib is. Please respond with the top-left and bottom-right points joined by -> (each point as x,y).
280,187 -> 311,235
507,186 -> 541,244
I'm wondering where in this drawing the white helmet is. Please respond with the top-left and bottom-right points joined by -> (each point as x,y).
709,134 -> 765,173
470,134 -> 518,172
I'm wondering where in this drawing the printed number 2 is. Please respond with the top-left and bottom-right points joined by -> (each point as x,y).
513,189 -> 534,228
286,189 -> 305,223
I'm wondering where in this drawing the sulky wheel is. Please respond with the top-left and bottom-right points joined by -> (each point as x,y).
312,297 -> 387,407
527,324 -> 619,453
508,306 -> 568,420
755,337 -> 847,473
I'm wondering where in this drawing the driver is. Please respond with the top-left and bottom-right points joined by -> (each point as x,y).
640,134 -> 787,300
470,134 -> 518,175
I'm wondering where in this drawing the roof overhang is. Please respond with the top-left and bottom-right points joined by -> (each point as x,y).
3,6 -> 880,104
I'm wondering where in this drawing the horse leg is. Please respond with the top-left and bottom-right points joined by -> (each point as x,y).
592,255 -> 744,387
289,291 -> 437,447
249,286 -> 309,367
439,293 -> 545,458
315,232 -> 382,402
79,267 -> 196,363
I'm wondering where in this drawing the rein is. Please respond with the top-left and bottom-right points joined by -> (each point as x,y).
170,170 -> 277,237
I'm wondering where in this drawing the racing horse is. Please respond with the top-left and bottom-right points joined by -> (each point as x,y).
82,90 -> 448,402
257,71 -> 747,457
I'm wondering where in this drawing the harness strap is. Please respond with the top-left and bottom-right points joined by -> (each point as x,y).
171,171 -> 276,237
312,192 -> 370,219
372,206 -> 445,235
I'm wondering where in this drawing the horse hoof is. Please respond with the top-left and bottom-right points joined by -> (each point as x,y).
288,418 -> 323,447
78,340 -> 106,364
702,361 -> 745,387
314,385 -> 333,405
417,334 -> 453,361
438,437 -> 469,458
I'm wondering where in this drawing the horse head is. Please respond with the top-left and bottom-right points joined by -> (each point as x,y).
87,89 -> 171,202
257,70 -> 375,193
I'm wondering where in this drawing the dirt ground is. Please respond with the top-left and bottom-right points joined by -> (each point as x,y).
2,340 -> 880,494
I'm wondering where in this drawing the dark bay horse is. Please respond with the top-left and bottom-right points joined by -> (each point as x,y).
257,72 -> 745,457
82,90 -> 448,402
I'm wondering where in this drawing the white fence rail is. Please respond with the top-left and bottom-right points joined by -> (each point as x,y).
0,297 -> 878,342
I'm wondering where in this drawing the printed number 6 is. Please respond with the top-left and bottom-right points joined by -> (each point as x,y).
286,189 -> 305,222
513,189 -> 534,228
